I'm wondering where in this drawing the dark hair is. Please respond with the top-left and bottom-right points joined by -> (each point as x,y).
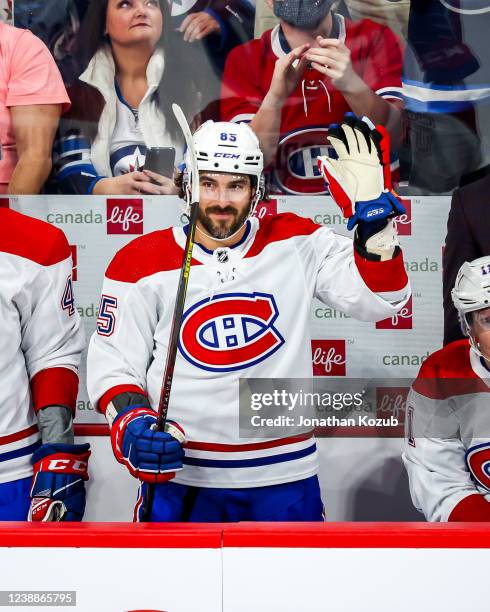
72,0 -> 198,140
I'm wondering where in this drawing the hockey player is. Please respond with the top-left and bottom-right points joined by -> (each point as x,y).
403,256 -> 490,522
0,208 -> 89,521
87,115 -> 410,522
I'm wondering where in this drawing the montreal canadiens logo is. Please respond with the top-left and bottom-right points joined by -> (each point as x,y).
274,128 -> 334,195
439,0 -> 490,14
466,442 -> 490,491
178,292 -> 285,372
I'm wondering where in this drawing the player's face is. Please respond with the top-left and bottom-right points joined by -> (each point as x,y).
470,308 -> 490,357
106,0 -> 163,49
197,172 -> 254,240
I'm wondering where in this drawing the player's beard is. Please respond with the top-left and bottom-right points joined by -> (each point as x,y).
198,204 -> 251,240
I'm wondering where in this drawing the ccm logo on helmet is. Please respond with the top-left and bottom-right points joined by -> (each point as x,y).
466,442 -> 490,491
214,153 -> 240,159
178,292 -> 285,372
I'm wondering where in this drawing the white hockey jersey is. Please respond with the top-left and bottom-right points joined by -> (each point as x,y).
88,213 -> 410,488
0,209 -> 85,484
403,339 -> 490,521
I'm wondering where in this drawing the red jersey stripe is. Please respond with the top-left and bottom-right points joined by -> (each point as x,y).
0,424 -> 39,446
184,432 -> 314,452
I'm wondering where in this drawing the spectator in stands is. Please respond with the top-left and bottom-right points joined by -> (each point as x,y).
401,0 -> 490,194
175,0 -> 255,75
0,21 -> 70,194
13,0 -> 90,85
173,0 -> 255,121
54,0 -> 199,196
254,0 -> 409,40
221,0 -> 403,195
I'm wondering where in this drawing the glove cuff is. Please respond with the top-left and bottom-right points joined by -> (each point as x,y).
31,443 -> 90,480
110,406 -> 156,465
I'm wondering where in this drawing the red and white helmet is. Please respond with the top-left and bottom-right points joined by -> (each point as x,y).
184,120 -> 264,217
452,256 -> 490,356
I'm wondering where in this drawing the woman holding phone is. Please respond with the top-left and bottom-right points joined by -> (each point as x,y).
54,0 -> 199,195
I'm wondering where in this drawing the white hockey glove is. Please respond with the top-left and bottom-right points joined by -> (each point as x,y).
317,114 -> 405,231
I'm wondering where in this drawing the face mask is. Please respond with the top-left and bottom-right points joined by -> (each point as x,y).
273,0 -> 334,30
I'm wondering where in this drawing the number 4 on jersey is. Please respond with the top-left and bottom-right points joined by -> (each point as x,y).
61,276 -> 75,316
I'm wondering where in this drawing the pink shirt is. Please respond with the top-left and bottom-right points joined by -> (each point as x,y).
0,23 -> 70,192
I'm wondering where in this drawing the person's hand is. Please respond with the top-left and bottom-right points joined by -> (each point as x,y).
93,172 -> 175,196
306,37 -> 361,93
29,443 -> 91,522
178,11 -> 221,43
111,406 -> 185,484
143,169 -> 179,195
265,43 -> 310,106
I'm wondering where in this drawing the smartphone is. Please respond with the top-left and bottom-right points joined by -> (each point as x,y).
144,147 -> 176,181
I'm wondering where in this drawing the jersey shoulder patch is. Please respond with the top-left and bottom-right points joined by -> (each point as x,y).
0,208 -> 71,266
246,212 -> 320,258
106,227 -> 201,283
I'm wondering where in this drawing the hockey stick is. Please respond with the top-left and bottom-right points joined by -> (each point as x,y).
141,103 -> 200,522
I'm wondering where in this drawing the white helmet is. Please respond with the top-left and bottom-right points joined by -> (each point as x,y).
184,120 -> 264,218
452,256 -> 490,356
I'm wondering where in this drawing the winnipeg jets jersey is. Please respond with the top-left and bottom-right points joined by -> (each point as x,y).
88,213 -> 409,488
403,0 -> 490,114
403,339 -> 490,521
0,209 -> 85,484
221,16 -> 403,195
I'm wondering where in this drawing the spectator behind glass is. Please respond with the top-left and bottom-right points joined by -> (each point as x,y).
401,0 -> 490,194
54,0 -> 199,196
174,0 -> 255,75
0,22 -> 70,194
254,1 -> 410,39
221,0 -> 403,195
172,0 -> 255,120
13,0 -> 90,86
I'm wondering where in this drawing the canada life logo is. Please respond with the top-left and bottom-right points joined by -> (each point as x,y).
69,245 -> 77,281
106,199 -> 143,234
178,292 -> 285,372
311,340 -> 346,376
394,199 -> 411,236
376,386 -> 409,435
376,297 -> 413,330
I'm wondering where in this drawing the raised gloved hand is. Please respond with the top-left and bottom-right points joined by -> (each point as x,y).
29,443 -> 90,522
111,406 -> 185,484
318,114 -> 405,230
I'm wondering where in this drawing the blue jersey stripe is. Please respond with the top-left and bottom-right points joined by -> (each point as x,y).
183,443 -> 316,469
0,441 -> 41,463
403,98 -> 480,113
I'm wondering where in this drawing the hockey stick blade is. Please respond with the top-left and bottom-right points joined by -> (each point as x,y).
141,104 -> 199,522
172,103 -> 200,206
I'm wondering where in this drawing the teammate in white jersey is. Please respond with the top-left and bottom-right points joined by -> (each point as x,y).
88,115 -> 410,522
404,256 -> 490,521
0,209 -> 89,521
